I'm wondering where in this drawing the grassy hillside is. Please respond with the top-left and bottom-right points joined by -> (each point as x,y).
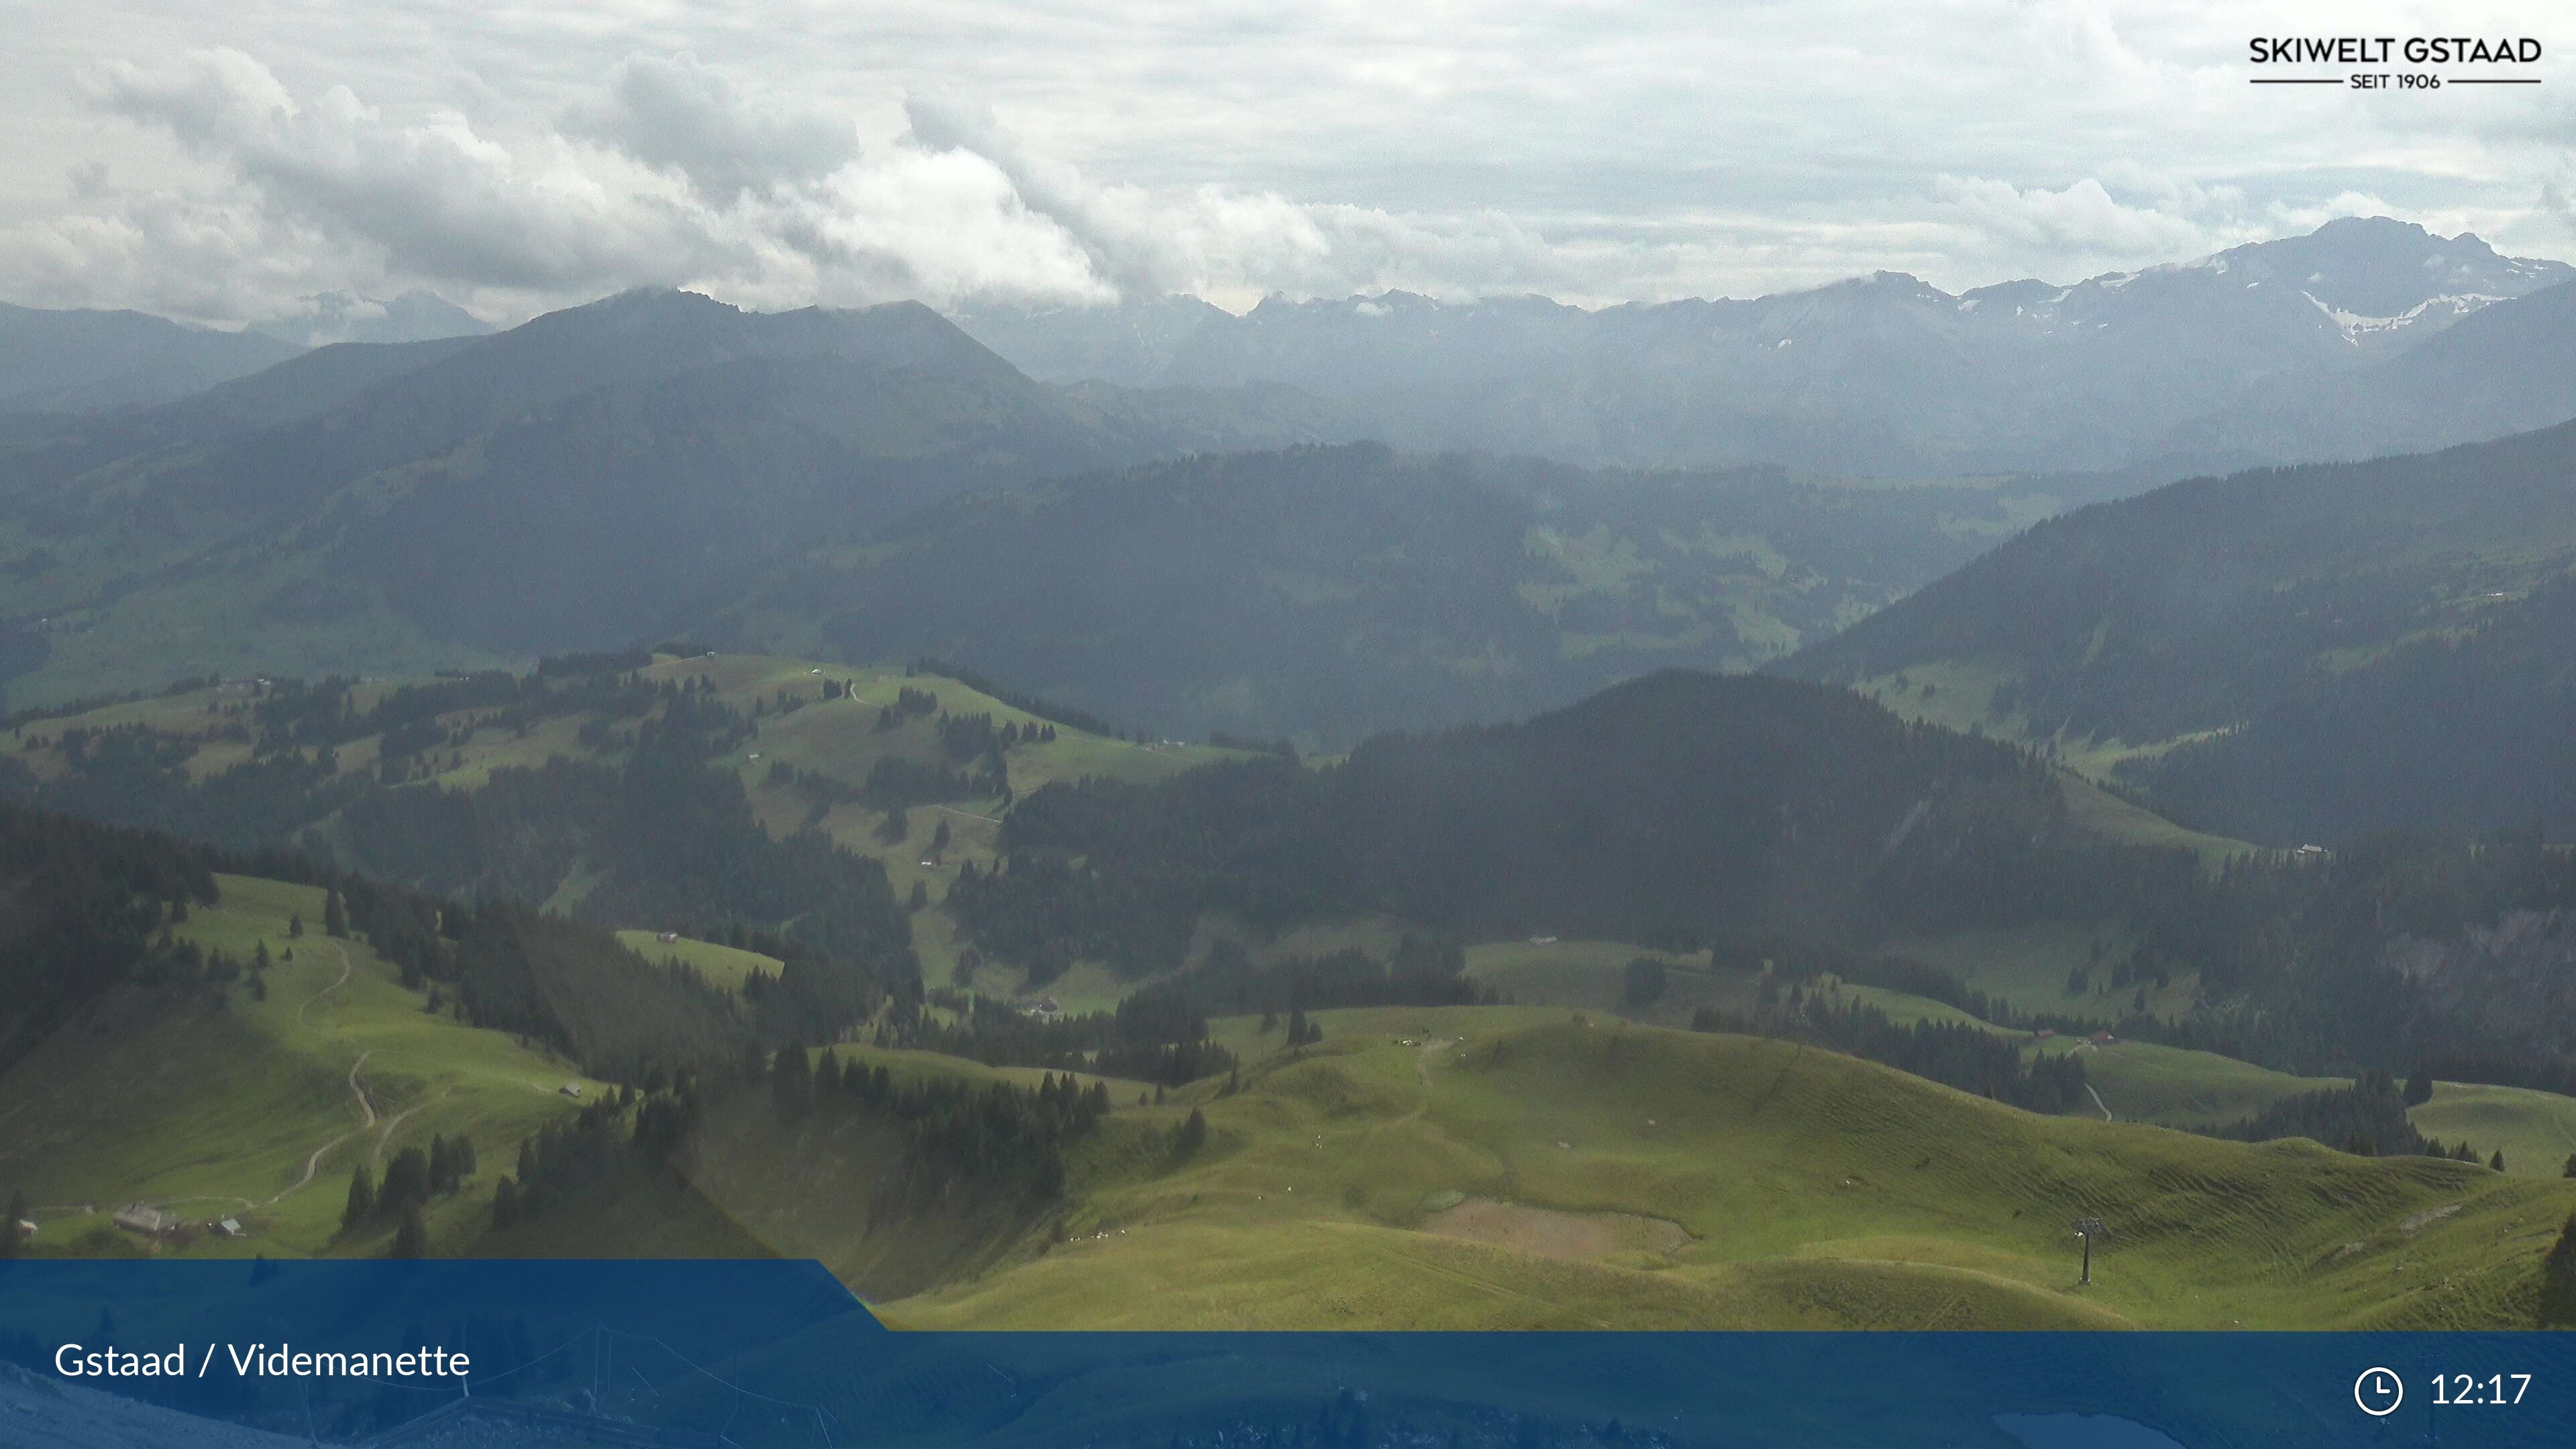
876,1010 -> 2572,1329
614,929 -> 782,991
1451,943 -> 2576,1180
6,651 -> 1245,991
0,873 -> 598,1258
2414,1083 -> 2576,1179
1815,967 -> 2576,1177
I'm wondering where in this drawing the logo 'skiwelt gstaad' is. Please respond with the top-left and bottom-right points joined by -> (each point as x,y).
2248,34 -> 2544,90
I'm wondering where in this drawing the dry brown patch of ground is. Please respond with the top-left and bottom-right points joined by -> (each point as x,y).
1419,1197 -> 1690,1263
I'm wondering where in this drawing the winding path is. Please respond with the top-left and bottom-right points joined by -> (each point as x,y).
259,1049 -> 375,1207
138,947 -> 381,1216
254,941 -> 380,1208
370,1095 -> 438,1172
294,941 -> 355,1029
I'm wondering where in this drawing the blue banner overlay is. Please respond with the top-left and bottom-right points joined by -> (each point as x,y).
0,1260 -> 2569,1446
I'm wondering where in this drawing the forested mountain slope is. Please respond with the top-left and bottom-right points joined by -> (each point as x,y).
703,443 -> 2054,745
0,291 -> 1345,708
1778,419 -> 2576,843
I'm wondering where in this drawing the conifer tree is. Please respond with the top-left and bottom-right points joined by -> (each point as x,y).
771,1043 -> 814,1122
388,1208 -> 427,1259
341,1165 -> 376,1232
2543,1212 -> 2576,1326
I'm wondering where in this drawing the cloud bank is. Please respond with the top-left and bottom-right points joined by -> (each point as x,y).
0,1 -> 2565,328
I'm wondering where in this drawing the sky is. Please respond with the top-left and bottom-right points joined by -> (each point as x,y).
0,1 -> 2569,327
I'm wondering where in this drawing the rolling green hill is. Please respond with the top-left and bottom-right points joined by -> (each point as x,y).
871,1011 -> 2573,1329
2,651 -> 1244,991
3,767 -> 2572,1332
1778,418 -> 2576,845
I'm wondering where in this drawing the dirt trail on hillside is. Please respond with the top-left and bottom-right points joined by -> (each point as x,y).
371,1093 -> 440,1171
1388,1036 -> 1450,1126
260,1049 -> 374,1207
256,941 -> 376,1207
295,941 -> 354,1028
347,1048 -> 378,1129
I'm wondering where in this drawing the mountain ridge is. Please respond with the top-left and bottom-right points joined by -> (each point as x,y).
0,290 -> 1354,706
1774,416 -> 2576,844
956,217 -> 2576,480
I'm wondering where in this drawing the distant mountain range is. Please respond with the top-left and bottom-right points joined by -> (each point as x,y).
248,289 -> 493,349
0,289 -> 492,416
3,215 -> 2572,769
18,216 -> 2566,483
958,217 -> 2574,480
0,284 -> 2041,733
0,302 -> 300,414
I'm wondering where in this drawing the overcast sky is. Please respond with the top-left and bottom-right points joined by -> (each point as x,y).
1,1 -> 2568,327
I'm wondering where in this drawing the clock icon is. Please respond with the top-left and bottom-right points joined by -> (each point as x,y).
2355,1366 -> 2405,1417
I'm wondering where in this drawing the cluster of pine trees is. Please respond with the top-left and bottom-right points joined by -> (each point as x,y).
1691,994 -> 2090,1115
489,1046 -> 1114,1239
2211,1072 -> 2429,1158
871,983 -> 1238,1087
490,1097 -> 637,1230
6,662 -> 919,983
341,1134 -> 478,1258
904,657 -> 1116,739
0,801 -> 221,1073
852,1057 -> 1106,1212
1187,936 -> 1494,1016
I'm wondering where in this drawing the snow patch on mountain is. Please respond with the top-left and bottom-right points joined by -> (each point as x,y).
2301,291 -> 2508,345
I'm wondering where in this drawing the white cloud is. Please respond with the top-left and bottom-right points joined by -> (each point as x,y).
80,48 -> 715,292
568,53 -> 859,201
0,3 -> 2565,326
1930,176 -> 2241,280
